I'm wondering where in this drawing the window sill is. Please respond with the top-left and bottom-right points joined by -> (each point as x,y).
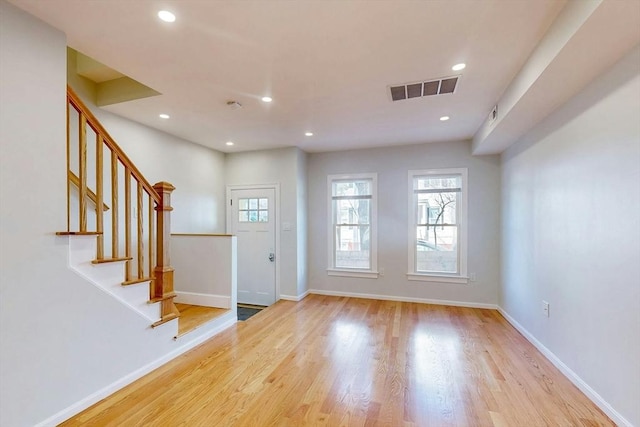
328,269 -> 379,279
407,273 -> 468,284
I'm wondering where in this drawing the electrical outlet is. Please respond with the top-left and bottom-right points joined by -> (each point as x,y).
469,272 -> 477,282
379,268 -> 384,277
543,300 -> 550,317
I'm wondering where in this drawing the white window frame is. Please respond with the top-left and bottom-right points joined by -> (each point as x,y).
407,168 -> 468,284
327,173 -> 378,279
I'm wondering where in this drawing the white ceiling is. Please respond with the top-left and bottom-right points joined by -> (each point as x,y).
8,0 -> 640,154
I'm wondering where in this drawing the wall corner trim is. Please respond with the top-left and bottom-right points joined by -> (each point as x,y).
497,307 -> 632,427
280,290 -> 310,302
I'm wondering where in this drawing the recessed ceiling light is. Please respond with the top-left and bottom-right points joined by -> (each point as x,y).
305,132 -> 313,137
226,141 -> 234,146
452,63 -> 466,71
261,96 -> 273,103
440,116 -> 450,121
158,10 -> 176,23
159,113 -> 170,119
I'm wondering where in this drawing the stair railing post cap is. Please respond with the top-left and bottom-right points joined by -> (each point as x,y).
153,181 -> 176,192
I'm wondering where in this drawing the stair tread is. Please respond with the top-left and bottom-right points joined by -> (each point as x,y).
92,257 -> 133,264
148,292 -> 177,304
122,277 -> 153,286
151,313 -> 179,328
56,231 -> 103,236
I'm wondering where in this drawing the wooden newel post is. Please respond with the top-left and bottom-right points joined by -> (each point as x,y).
153,181 -> 177,324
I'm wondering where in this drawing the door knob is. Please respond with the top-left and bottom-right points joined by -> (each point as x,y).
269,253 -> 275,262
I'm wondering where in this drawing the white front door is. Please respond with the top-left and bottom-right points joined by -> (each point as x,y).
230,188 -> 276,306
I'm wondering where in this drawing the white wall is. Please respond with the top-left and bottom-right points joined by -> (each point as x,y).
501,46 -> 640,426
172,234 -> 236,308
307,141 -> 501,306
0,3 -> 227,425
225,147 -> 307,299
68,53 -> 226,233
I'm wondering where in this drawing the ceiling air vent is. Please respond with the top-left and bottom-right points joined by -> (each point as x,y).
389,75 -> 460,102
406,83 -> 422,99
439,77 -> 458,94
423,80 -> 439,96
390,86 -> 406,101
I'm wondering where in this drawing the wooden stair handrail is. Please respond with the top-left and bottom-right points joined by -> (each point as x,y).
68,170 -> 109,211
63,85 -> 179,327
66,86 -> 160,203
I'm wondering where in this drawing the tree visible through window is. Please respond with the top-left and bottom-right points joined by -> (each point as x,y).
409,168 -> 467,279
328,174 -> 377,275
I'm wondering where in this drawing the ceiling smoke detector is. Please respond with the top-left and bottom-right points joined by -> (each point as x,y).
227,101 -> 243,110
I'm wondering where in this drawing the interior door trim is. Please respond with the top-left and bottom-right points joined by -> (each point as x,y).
226,183 -> 280,303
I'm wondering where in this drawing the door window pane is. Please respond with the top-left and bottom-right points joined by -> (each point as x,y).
238,197 -> 269,223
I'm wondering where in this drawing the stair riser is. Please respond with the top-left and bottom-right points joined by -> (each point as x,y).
67,235 -> 161,322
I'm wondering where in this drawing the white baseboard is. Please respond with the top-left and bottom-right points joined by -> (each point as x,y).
35,316 -> 236,427
309,289 -> 498,310
174,291 -> 230,309
279,290 -> 310,302
497,307 -> 632,427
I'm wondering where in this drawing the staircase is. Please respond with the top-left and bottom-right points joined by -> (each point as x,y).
57,86 -> 179,329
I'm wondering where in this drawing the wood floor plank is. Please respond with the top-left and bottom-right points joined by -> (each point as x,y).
175,303 -> 228,337
61,295 -> 615,426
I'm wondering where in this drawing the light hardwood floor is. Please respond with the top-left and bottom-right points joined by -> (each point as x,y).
62,295 -> 613,426
175,303 -> 229,337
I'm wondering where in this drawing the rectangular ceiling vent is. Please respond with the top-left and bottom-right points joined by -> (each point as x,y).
389,75 -> 460,102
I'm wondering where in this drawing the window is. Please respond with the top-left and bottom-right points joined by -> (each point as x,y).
238,197 -> 268,222
408,168 -> 467,283
328,174 -> 378,278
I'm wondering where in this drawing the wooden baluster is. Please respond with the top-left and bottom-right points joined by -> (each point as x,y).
125,167 -> 131,281
148,193 -> 154,293
96,135 -> 104,260
78,114 -> 88,232
137,181 -> 143,279
152,182 -> 177,325
111,151 -> 119,258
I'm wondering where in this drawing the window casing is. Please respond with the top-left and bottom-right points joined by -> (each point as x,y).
408,168 -> 468,283
327,173 -> 378,278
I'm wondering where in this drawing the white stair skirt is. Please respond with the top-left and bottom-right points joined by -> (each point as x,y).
66,235 -> 162,323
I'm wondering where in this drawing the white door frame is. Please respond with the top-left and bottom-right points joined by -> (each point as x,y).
226,184 -> 281,303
